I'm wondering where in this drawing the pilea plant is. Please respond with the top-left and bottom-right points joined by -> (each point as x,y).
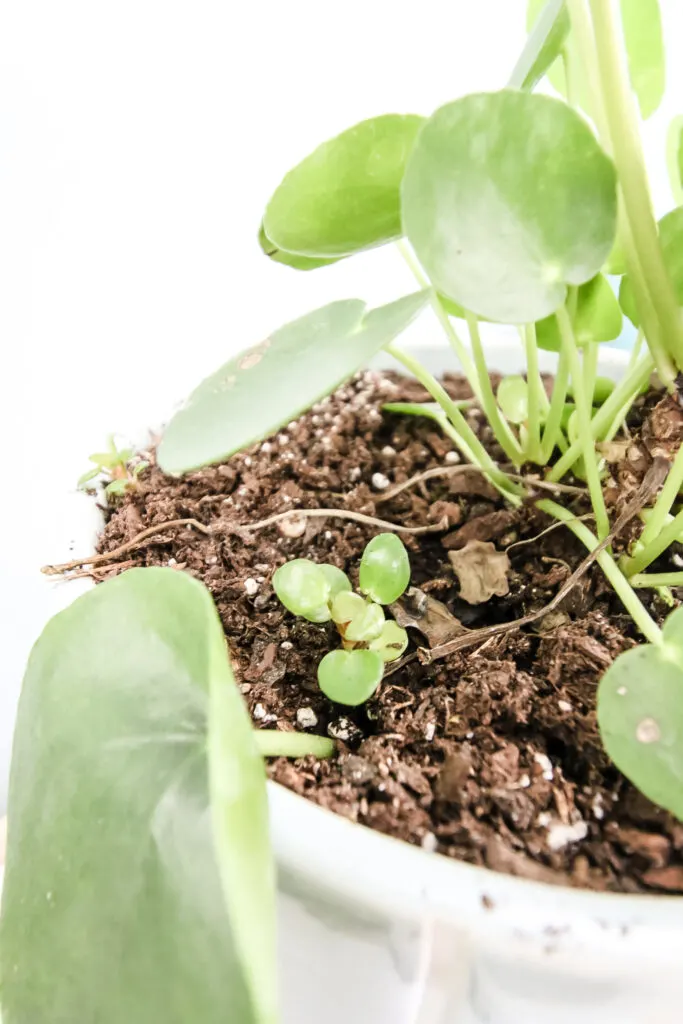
77,434 -> 149,498
4,4 -> 683,1024
272,535 -> 410,705
155,0 -> 683,824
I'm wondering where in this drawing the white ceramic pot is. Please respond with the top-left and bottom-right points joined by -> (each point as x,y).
4,339 -> 683,1024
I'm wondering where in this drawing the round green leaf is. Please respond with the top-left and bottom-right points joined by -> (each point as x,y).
158,289 -> 429,474
0,568 -> 273,1024
317,649 -> 384,706
343,600 -> 385,644
569,375 -> 615,405
402,91 -> 617,324
257,222 -> 339,271
272,559 -> 331,622
369,620 -> 409,663
263,114 -> 425,258
620,207 -> 683,327
497,375 -> 529,424
620,0 -> 665,121
535,274 -> 622,351
318,564 -> 352,599
359,533 -> 410,604
597,607 -> 683,821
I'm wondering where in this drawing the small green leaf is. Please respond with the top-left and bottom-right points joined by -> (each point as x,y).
272,559 -> 331,622
359,533 -> 410,605
317,649 -> 384,706
133,460 -> 150,477
511,0 -> 569,92
666,116 -> 683,206
0,568 -> 273,1024
383,400 -> 472,420
604,236 -> 627,275
569,375 -> 615,405
497,375 -> 529,424
535,274 -> 622,351
620,0 -> 665,120
263,114 -> 425,258
257,223 -> 339,271
597,607 -> 683,821
330,590 -> 366,626
318,564 -> 352,599
620,207 -> 683,327
369,620 -> 409,663
343,600 -> 385,644
158,290 -> 429,474
402,92 -> 617,323
105,478 -> 130,497
77,466 -> 101,487
88,451 -> 122,469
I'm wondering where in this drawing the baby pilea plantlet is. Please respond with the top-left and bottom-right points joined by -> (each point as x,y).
273,534 -> 410,706
78,434 -> 149,497
7,5 -> 683,1022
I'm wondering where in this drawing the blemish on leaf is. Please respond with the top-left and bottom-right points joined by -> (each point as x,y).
636,717 -> 661,744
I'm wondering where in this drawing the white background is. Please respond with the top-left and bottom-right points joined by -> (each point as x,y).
1,0 -> 683,810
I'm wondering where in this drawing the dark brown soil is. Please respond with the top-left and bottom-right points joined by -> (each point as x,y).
95,369 -> 683,894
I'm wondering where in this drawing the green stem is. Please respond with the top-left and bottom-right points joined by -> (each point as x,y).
385,342 -> 523,505
540,346 -> 571,462
465,311 -> 524,466
621,505 -> 683,578
396,241 -> 482,400
583,342 -> 598,410
637,443 -> 683,549
587,0 -> 683,370
537,499 -> 663,645
555,305 -> 609,539
254,731 -> 335,759
630,572 -> 683,589
601,330 -> 644,443
523,322 -> 544,462
548,353 -> 654,480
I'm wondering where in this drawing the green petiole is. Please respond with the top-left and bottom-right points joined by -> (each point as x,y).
621,505 -> 683,578
537,499 -> 663,646
464,311 -> 524,466
637,442 -> 683,551
548,353 -> 654,481
254,731 -> 335,760
540,346 -> 570,463
384,342 -> 523,505
555,305 -> 609,539
630,572 -> 683,589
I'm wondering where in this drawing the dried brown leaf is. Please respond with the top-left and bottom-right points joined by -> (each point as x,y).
390,586 -> 467,648
448,540 -> 511,605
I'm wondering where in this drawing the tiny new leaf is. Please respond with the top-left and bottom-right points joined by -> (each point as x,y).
157,289 -> 429,474
598,606 -> 683,822
402,91 -> 617,324
317,649 -> 384,706
263,114 -> 425,258
0,567 -> 277,1024
359,533 -> 410,605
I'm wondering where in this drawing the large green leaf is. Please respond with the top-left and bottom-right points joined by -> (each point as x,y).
619,206 -> 683,326
0,568 -> 276,1024
158,290 -> 429,473
262,114 -> 425,258
402,92 -> 617,324
535,274 -> 622,351
620,0 -> 665,120
257,223 -> 339,271
511,0 -> 569,92
598,607 -> 683,821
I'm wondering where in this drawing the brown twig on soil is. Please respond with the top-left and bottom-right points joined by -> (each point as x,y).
419,458 -> 669,665
375,464 -> 586,505
234,507 -> 448,536
41,518 -> 212,575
